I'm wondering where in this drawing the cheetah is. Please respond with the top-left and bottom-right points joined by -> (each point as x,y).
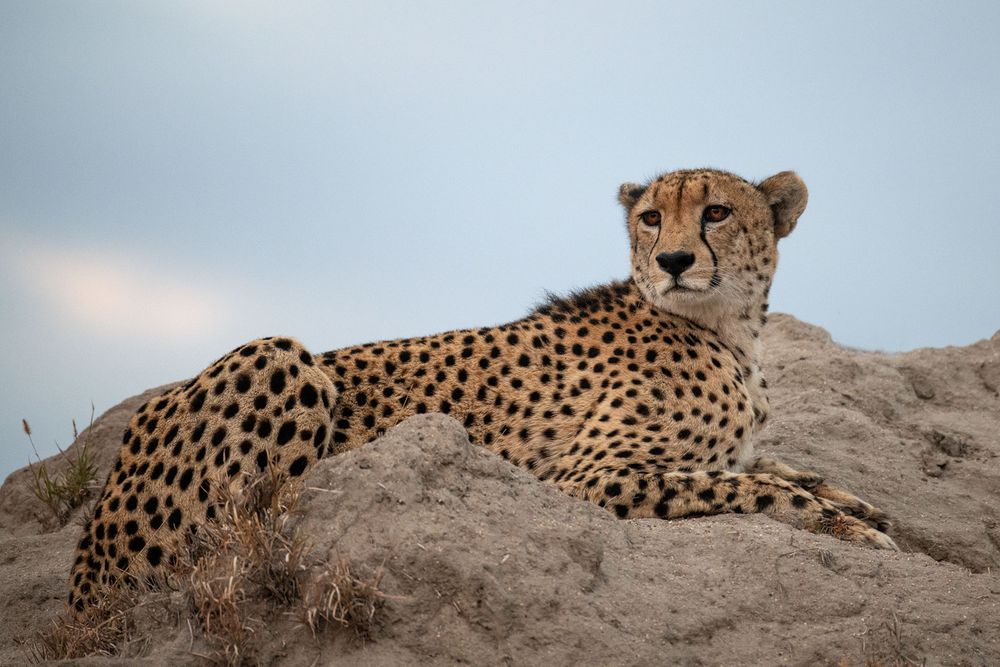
67,168 -> 896,613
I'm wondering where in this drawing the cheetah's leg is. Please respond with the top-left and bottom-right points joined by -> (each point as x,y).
746,457 -> 823,489
747,457 -> 892,532
67,336 -> 338,614
566,470 -> 898,550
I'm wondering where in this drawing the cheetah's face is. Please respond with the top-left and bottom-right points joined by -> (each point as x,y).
618,169 -> 807,315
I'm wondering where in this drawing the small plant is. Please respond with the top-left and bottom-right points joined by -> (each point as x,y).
859,611 -> 925,667
28,461 -> 385,665
181,465 -> 385,664
301,559 -> 385,639
181,468 -> 308,664
23,405 -> 100,525
27,584 -> 141,661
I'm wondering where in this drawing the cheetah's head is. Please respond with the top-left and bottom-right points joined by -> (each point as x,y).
618,168 -> 807,321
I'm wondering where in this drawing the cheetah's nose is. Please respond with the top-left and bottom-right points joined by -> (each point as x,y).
656,251 -> 695,278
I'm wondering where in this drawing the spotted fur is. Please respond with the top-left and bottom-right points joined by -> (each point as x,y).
67,168 -> 895,613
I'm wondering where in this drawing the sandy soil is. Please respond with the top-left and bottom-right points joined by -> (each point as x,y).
1,314 -> 998,665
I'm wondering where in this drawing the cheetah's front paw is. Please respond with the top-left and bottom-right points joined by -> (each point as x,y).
812,483 -> 893,533
821,512 -> 899,551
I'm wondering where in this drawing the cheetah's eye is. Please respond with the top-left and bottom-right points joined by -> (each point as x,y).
639,210 -> 661,226
702,205 -> 731,223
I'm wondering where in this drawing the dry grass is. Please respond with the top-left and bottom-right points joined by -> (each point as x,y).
858,611 -> 926,667
27,585 -> 143,661
179,467 -> 307,664
179,465 -> 385,664
27,462 -> 385,665
23,407 -> 99,526
301,559 -> 385,639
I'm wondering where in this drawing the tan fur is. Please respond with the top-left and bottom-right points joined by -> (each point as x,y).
67,168 -> 895,614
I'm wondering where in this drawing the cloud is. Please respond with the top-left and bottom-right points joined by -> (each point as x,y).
2,235 -> 232,343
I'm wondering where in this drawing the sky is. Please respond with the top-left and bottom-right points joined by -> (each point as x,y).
2,1 -> 999,481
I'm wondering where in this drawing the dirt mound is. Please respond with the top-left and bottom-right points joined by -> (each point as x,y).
1,314 -> 998,665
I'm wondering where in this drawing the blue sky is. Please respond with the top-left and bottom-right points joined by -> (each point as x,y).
2,1 -> 999,480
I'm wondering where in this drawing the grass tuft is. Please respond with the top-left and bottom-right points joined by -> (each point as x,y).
301,559 -> 385,639
179,467 -> 307,664
24,405 -> 100,525
859,611 -> 925,667
27,457 -> 384,664
27,585 -> 141,661
180,464 -> 385,664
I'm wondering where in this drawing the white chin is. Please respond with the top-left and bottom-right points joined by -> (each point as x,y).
659,283 -> 705,298
652,283 -> 712,310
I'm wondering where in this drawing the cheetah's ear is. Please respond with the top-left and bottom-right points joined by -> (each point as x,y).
618,182 -> 647,209
758,171 -> 808,239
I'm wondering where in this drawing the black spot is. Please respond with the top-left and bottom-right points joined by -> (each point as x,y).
191,421 -> 206,442
614,504 -> 629,518
605,482 -> 622,497
236,373 -> 250,394
755,494 -> 775,511
198,479 -> 211,502
143,497 -> 158,514
288,455 -> 309,477
275,339 -> 292,350
277,420 -> 297,446
178,468 -> 194,491
211,427 -> 227,446
127,535 -> 145,553
300,383 -> 318,407
270,369 -> 286,394
791,495 -> 808,508
146,546 -> 163,566
697,488 -> 715,503
214,446 -> 231,467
